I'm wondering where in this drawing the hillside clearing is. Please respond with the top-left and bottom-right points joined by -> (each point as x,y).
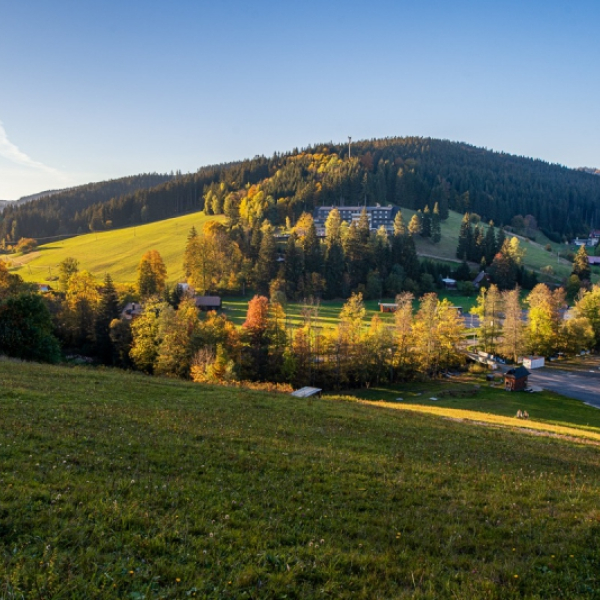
6,211 -> 224,284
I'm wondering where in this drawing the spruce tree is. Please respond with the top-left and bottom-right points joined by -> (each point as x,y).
431,203 -> 441,243
95,273 -> 120,364
456,213 -> 473,260
421,205 -> 432,238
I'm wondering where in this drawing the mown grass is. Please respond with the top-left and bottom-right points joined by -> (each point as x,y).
6,212 -> 224,284
222,292 -> 479,328
1,359 -> 600,598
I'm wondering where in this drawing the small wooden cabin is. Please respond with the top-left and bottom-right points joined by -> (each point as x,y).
379,303 -> 398,313
504,366 -> 530,392
195,296 -> 222,311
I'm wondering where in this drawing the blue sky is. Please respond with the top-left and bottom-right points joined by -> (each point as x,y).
1,0 -> 599,199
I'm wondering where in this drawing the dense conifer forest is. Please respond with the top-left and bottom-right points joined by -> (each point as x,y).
2,137 -> 600,244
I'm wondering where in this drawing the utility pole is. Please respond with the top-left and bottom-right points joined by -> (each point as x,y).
348,136 -> 352,159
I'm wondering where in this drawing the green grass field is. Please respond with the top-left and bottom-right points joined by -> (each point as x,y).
223,292 -> 479,328
332,373 -> 600,435
1,358 -> 600,598
6,211 -> 224,285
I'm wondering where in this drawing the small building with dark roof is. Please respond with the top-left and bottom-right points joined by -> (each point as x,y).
195,296 -> 222,311
504,366 -> 530,392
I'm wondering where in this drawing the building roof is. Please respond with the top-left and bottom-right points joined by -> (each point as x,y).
473,271 -> 487,285
291,386 -> 322,398
505,366 -> 530,379
195,295 -> 221,307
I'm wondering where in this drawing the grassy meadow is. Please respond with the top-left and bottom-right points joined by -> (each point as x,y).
6,212 -> 225,285
333,374 -> 600,435
1,359 -> 600,598
222,292 -> 479,328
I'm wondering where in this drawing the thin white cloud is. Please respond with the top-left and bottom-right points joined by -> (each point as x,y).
0,120 -> 59,174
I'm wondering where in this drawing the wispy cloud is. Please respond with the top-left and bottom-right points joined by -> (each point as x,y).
0,120 -> 60,174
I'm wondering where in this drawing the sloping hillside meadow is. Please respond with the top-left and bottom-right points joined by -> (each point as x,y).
7,212 -> 225,285
7,208 -> 586,287
1,359 -> 600,598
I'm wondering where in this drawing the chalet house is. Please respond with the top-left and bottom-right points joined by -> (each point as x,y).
313,205 -> 399,235
504,366 -> 530,392
442,277 -> 457,289
195,296 -> 222,311
588,256 -> 600,266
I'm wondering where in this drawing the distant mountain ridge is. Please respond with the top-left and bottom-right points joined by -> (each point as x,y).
578,167 -> 600,176
2,137 -> 600,243
0,189 -> 64,211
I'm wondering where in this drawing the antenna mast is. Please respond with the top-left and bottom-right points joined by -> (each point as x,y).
348,136 -> 352,159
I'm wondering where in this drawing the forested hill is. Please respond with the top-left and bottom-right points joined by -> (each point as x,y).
3,137 -> 600,243
0,173 -> 174,242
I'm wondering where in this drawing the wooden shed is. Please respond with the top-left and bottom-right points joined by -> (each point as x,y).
195,296 -> 222,311
504,366 -> 530,392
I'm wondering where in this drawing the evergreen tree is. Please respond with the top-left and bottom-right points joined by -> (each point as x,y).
357,208 -> 371,244
421,205 -> 432,238
324,241 -> 345,299
456,213 -> 473,260
431,203 -> 441,243
95,273 -> 120,364
484,222 -> 497,265
284,234 -> 304,300
254,223 -> 278,295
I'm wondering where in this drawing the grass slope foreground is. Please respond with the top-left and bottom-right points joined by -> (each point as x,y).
1,360 -> 600,599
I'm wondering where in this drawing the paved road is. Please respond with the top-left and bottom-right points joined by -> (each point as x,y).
527,367 -> 600,408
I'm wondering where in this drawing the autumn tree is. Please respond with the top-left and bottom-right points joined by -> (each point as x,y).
471,284 -> 503,355
498,288 -> 526,362
58,257 -> 79,292
572,245 -> 591,282
137,250 -> 167,297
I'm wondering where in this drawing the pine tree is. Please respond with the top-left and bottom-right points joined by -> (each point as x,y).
284,234 -> 304,300
431,203 -> 441,243
484,221 -> 497,265
254,223 -> 277,295
421,205 -> 432,238
95,273 -> 120,364
357,207 -> 371,244
456,213 -> 472,260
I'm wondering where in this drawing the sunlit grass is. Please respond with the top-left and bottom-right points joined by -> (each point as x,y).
1,358 -> 600,598
7,211 -> 224,284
